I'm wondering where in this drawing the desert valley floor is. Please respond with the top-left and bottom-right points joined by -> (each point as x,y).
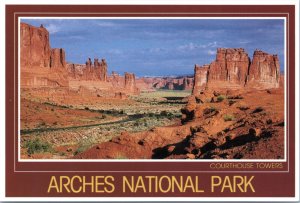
20,87 -> 284,160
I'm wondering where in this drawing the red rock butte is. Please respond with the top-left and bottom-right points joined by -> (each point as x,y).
192,48 -> 280,95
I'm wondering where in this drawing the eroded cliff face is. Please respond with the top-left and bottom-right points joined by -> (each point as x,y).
20,23 -> 68,87
50,48 -> 66,69
207,48 -> 250,89
247,50 -> 280,89
20,23 -> 51,69
210,48 -> 250,83
192,48 -> 281,95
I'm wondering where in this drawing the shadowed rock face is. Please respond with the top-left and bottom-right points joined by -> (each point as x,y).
50,48 -> 66,68
20,23 -> 51,69
192,48 -> 281,95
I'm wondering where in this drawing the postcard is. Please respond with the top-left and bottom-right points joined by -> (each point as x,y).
3,2 -> 299,202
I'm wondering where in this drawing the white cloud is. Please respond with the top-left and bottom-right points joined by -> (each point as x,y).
207,50 -> 216,55
46,24 -> 60,34
177,41 -> 219,51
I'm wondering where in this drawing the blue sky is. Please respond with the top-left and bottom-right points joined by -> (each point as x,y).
21,19 -> 284,76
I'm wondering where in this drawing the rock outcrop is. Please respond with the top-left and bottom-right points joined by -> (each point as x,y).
124,72 -> 139,94
20,23 -> 68,87
94,58 -> 108,81
20,23 -> 51,69
192,48 -> 280,95
21,23 -> 67,70
50,48 -> 66,68
82,58 -> 108,81
146,76 -> 194,91
209,48 -> 250,84
192,65 -> 208,95
183,77 -> 194,90
247,50 -> 280,88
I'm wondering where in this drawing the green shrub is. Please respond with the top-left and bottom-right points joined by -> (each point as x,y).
217,95 -> 226,102
160,110 -> 168,116
223,114 -> 235,121
25,138 -> 52,155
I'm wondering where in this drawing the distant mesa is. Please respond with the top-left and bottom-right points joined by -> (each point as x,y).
151,76 -> 194,91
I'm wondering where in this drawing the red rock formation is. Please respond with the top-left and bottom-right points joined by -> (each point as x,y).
109,71 -> 124,87
20,23 -> 51,69
50,48 -> 66,68
124,72 -> 139,94
20,23 -> 68,87
183,77 -> 194,90
208,48 -> 250,87
86,58 -> 92,70
82,58 -> 108,81
279,74 -> 284,88
247,50 -> 280,88
98,59 -> 108,81
144,76 -> 194,91
166,82 -> 174,90
192,64 -> 208,95
192,48 -> 281,94
153,80 -> 167,89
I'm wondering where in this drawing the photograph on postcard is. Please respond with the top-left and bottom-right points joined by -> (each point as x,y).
19,18 -> 285,160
